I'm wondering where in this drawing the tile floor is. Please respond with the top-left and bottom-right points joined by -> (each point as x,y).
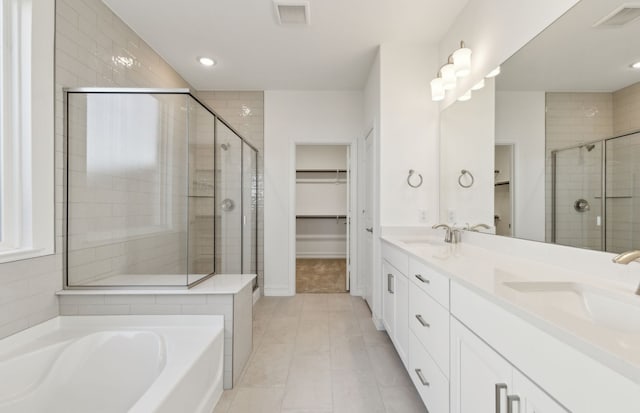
213,293 -> 427,413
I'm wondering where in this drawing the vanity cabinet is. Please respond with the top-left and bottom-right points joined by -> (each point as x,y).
450,317 -> 567,413
382,244 -> 409,365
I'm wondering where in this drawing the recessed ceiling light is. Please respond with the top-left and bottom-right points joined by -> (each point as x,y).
631,61 -> 640,69
198,57 -> 216,67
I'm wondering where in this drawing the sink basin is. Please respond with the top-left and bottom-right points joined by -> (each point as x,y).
398,238 -> 442,247
503,281 -> 640,333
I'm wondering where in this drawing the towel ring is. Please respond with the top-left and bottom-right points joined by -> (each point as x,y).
407,169 -> 423,188
458,169 -> 474,188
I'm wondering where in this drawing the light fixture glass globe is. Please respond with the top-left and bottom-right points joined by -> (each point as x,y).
457,90 -> 472,102
431,77 -> 445,101
486,66 -> 501,78
453,47 -> 472,78
441,63 -> 457,90
632,61 -> 640,69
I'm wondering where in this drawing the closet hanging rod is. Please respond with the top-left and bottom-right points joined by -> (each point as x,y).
296,169 -> 348,173
296,215 -> 347,219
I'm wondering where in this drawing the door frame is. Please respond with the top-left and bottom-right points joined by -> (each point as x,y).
288,140 -> 359,296
494,142 -> 516,237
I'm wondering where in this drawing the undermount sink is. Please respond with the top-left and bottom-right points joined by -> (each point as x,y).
503,281 -> 640,334
399,238 -> 442,247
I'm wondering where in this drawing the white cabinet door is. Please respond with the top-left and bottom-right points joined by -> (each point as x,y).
382,261 -> 396,336
513,370 -> 569,413
394,271 -> 409,366
450,318 -> 512,413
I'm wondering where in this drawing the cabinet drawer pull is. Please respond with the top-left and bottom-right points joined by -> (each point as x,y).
495,383 -> 507,413
387,273 -> 394,294
415,314 -> 430,327
507,395 -> 520,413
415,274 -> 430,284
414,368 -> 430,386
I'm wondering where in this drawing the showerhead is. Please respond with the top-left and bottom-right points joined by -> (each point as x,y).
220,143 -> 230,151
580,143 -> 596,152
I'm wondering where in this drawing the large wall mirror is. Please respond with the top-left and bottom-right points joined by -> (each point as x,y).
440,0 -> 640,254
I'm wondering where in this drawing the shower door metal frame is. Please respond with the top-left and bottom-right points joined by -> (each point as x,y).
63,87 -> 259,290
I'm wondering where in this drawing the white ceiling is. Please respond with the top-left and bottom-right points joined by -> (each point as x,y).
497,0 -> 640,92
102,0 -> 469,91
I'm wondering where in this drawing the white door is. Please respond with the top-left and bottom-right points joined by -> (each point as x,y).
361,129 -> 374,306
450,318 -> 512,413
382,261 -> 395,335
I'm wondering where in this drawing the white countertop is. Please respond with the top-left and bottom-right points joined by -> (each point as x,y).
381,232 -> 640,384
57,274 -> 256,296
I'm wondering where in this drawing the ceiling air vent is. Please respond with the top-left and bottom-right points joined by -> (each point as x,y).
274,1 -> 310,25
593,3 -> 640,27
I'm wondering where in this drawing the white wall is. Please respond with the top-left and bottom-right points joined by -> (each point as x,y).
264,91 -> 363,295
379,43 -> 441,227
495,91 -> 546,242
438,0 -> 580,106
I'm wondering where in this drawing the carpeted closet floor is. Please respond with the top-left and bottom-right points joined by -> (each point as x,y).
296,258 -> 347,293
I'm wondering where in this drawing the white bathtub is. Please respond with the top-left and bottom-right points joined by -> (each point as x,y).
0,315 -> 224,413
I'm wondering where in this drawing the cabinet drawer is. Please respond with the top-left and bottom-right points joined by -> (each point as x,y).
409,257 -> 449,308
382,242 -> 409,275
409,331 -> 449,413
409,286 -> 450,377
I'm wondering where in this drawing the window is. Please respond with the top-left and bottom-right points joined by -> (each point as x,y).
0,0 -> 54,262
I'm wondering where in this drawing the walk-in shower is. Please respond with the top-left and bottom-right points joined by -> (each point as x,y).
64,88 -> 258,288
551,131 -> 640,253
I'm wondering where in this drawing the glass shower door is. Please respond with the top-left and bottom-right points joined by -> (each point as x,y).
606,132 -> 640,253
553,143 -> 603,250
215,120 -> 242,273
242,142 -> 258,275
187,97 -> 215,284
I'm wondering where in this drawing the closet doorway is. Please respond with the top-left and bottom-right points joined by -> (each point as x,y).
295,145 -> 350,293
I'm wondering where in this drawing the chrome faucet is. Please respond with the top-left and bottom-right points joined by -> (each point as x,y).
612,250 -> 640,296
467,223 -> 490,232
432,224 -> 461,244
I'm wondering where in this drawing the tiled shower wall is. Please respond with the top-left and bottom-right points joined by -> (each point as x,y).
0,0 -> 193,340
545,83 -> 640,252
545,92 -> 613,248
198,92 -> 265,291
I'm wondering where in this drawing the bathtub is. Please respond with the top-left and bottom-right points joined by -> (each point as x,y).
0,315 -> 224,413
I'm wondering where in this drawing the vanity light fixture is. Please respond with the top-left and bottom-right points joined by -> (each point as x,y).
632,61 -> 640,69
452,41 -> 472,77
457,90 -> 472,102
486,66 -> 501,78
471,78 -> 485,91
430,75 -> 445,101
198,57 -> 216,67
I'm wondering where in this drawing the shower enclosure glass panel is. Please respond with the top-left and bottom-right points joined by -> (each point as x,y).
66,93 -> 190,287
215,120 -> 242,273
188,100 -> 216,284
606,132 -> 640,253
243,142 -> 258,275
553,143 -> 603,251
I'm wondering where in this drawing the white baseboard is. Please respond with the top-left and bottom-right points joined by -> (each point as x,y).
295,253 -> 347,259
263,286 -> 294,296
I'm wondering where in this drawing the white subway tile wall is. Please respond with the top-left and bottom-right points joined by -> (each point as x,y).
1,0 -> 193,340
198,92 -> 265,290
545,85 -> 640,252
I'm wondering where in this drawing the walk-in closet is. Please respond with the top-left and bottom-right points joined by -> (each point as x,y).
295,145 -> 350,293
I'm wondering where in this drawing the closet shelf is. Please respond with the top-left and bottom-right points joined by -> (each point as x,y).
495,181 -> 510,186
296,215 -> 347,219
296,169 -> 347,173
296,179 -> 347,184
